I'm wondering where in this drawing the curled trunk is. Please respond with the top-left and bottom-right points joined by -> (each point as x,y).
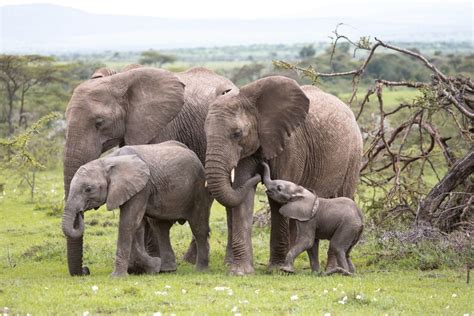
205,153 -> 261,208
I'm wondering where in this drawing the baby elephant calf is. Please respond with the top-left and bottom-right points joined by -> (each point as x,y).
261,162 -> 363,276
62,141 -> 211,277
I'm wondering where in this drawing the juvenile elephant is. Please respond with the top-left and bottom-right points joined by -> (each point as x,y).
261,162 -> 363,275
63,65 -> 235,275
204,77 -> 363,274
62,141 -> 211,276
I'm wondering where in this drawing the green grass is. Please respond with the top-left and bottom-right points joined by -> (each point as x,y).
1,170 -> 473,315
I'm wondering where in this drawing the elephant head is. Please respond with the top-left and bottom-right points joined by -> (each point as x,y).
62,155 -> 150,240
63,66 -> 184,275
204,76 -> 309,207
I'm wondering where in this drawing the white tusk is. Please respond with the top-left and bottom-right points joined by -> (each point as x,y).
204,180 -> 208,188
230,168 -> 235,184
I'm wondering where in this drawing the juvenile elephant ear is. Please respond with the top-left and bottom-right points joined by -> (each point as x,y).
110,68 -> 185,145
103,155 -> 150,210
91,67 -> 116,79
240,76 -> 310,160
279,195 -> 319,222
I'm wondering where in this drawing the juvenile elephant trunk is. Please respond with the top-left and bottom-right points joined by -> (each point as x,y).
205,153 -> 260,208
62,209 -> 84,239
63,128 -> 100,276
261,162 -> 273,186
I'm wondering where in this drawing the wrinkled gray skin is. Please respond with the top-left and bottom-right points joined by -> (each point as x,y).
62,141 -> 211,277
63,65 -> 234,275
204,77 -> 363,275
261,162 -> 363,275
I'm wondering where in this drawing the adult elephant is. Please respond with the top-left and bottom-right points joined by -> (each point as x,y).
204,76 -> 363,275
63,65 -> 235,276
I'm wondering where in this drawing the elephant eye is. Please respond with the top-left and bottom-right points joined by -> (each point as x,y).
277,185 -> 282,192
231,128 -> 243,140
84,186 -> 92,193
95,118 -> 104,129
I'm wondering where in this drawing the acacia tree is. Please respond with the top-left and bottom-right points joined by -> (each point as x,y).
138,50 -> 176,67
0,55 -> 58,135
275,27 -> 473,232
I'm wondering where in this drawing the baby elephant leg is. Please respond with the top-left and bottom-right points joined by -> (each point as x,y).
128,219 -> 161,274
150,219 -> 177,272
306,239 -> 320,272
281,237 -> 313,273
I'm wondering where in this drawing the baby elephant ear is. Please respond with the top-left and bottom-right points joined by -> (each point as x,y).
279,195 -> 319,222
103,155 -> 150,210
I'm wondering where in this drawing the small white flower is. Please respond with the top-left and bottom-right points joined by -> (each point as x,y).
44,287 -> 49,290
83,312 -> 89,316
324,313 -> 331,316
356,294 -> 363,300
91,285 -> 98,293
338,296 -> 348,305
290,294 -> 298,301
214,286 -> 229,291
154,291 -> 167,296
332,288 -> 337,291
239,300 -> 249,304
181,289 -> 187,294
254,289 -> 260,294
227,289 -> 234,296
153,312 -> 162,316
231,306 -> 238,313
235,314 -> 241,316
445,305 -> 450,309
463,313 -> 470,316
323,289 -> 328,294
451,293 -> 457,298
170,314 -> 176,316
372,298 -> 378,302
164,285 -> 171,289
375,288 -> 381,292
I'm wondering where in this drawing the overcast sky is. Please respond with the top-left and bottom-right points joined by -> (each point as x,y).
2,0 -> 472,19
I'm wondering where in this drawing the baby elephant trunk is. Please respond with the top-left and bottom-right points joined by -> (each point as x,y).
261,162 -> 274,186
62,208 -> 84,239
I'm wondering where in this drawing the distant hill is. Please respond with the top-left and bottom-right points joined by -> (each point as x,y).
0,3 -> 472,53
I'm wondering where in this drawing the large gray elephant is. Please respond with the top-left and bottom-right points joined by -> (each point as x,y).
63,66 -> 235,275
204,76 -> 363,275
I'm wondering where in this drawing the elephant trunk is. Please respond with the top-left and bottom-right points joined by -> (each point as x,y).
62,208 -> 84,239
63,127 -> 100,276
261,162 -> 273,186
205,152 -> 260,208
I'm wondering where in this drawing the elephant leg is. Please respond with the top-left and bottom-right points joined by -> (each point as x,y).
281,236 -> 313,273
128,220 -> 161,275
182,237 -> 197,265
144,218 -> 160,257
189,222 -> 210,271
307,239 -> 320,272
268,198 -> 290,270
151,219 -> 177,272
326,247 -> 338,271
112,192 -> 147,277
347,255 -> 356,274
228,188 -> 256,275
224,207 -> 233,265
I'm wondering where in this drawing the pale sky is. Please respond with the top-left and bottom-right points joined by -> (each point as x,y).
1,0 -> 472,19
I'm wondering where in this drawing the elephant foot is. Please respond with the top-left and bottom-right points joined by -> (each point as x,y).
229,262 -> 254,276
143,257 -> 161,274
280,263 -> 295,273
183,248 -> 197,265
110,270 -> 129,278
323,267 -> 353,276
267,261 -> 286,273
160,261 -> 177,273
195,264 -> 209,272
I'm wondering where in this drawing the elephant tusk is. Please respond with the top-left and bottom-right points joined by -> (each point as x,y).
230,168 -> 235,184
204,180 -> 208,188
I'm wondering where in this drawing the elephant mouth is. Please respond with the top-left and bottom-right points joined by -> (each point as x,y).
102,138 -> 122,152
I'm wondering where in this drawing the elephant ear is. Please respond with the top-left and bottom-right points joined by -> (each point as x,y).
103,155 -> 150,210
279,195 -> 319,222
91,67 -> 116,79
110,68 -> 185,145
240,76 -> 310,160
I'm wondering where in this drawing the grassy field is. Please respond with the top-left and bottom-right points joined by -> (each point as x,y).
0,170 -> 472,315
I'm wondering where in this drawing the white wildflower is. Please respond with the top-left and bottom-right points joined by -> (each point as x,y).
231,306 -> 238,313
290,294 -> 299,301
451,293 -> 457,298
154,291 -> 167,296
153,312 -> 162,316
227,289 -> 234,296
323,289 -> 328,294
83,312 -> 89,316
254,289 -> 260,294
338,296 -> 348,304
214,286 -> 229,291
235,314 -> 241,316
356,294 -> 363,300
332,287 -> 337,291
324,313 -> 331,316
91,285 -> 98,293
164,285 -> 171,289
375,288 -> 381,292
181,289 -> 187,294
239,300 -> 249,304
463,313 -> 470,316
445,305 -> 450,309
